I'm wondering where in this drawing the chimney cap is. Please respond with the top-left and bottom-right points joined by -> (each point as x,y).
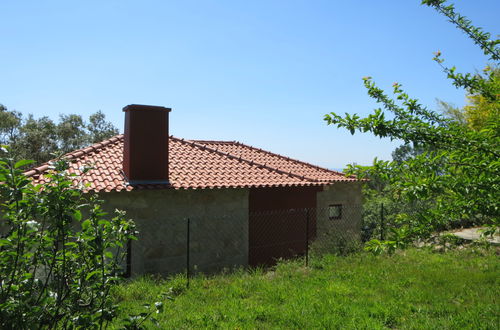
123,104 -> 172,112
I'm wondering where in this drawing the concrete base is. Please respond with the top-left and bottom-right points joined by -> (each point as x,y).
452,227 -> 500,244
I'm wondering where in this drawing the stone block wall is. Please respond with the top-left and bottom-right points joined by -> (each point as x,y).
101,188 -> 249,276
98,182 -> 363,276
316,182 -> 363,241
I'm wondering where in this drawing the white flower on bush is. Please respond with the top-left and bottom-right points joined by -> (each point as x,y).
49,291 -> 58,299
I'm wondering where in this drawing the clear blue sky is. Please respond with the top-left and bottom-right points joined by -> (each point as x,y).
1,1 -> 498,169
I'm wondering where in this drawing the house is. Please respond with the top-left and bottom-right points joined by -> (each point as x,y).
25,104 -> 363,276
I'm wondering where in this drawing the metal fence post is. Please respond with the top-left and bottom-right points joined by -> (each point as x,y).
125,239 -> 132,278
380,203 -> 385,241
186,218 -> 190,288
305,208 -> 309,267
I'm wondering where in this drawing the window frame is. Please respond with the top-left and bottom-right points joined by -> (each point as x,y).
328,204 -> 342,220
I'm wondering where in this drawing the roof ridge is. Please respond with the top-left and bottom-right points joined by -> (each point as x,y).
229,140 -> 348,177
172,136 -> 323,183
188,140 -> 236,144
24,134 -> 124,178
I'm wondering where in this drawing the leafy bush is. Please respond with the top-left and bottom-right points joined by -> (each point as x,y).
0,146 -> 137,328
326,0 -> 500,250
310,230 -> 363,257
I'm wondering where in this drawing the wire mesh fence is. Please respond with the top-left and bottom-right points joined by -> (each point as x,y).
126,200 -> 494,286
128,203 -> 389,285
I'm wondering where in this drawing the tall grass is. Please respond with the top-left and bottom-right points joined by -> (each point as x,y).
112,248 -> 499,329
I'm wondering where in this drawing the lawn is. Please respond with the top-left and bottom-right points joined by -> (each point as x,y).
112,248 -> 499,329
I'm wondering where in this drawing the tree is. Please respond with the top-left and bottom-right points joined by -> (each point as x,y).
88,111 -> 119,144
438,66 -> 500,130
57,114 -> 89,154
0,106 -> 119,165
18,115 -> 58,165
436,99 -> 467,126
0,105 -> 22,147
461,66 -> 500,130
325,0 -> 499,249
391,142 -> 428,164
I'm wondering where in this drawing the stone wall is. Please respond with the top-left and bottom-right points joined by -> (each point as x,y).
316,182 -> 363,242
98,183 -> 363,276
101,188 -> 249,276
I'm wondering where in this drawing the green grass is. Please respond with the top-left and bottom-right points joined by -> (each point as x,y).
112,248 -> 499,329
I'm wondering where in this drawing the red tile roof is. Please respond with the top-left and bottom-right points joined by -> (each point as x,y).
25,135 -> 358,192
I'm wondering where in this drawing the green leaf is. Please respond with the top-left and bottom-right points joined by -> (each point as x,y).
0,238 -> 11,247
98,219 -> 110,227
81,219 -> 91,230
85,270 -> 101,281
14,159 -> 35,169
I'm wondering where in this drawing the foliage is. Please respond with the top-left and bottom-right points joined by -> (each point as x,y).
461,66 -> 500,130
391,142 -> 428,164
310,230 -> 362,257
423,0 -> 499,98
57,114 -> 89,154
437,99 -> 467,126
88,111 -> 121,145
325,1 -> 500,248
121,293 -> 171,330
112,248 -> 499,328
0,146 -> 137,328
16,114 -> 58,166
0,106 -> 118,165
438,66 -> 500,131
346,157 -> 433,244
0,105 -> 22,147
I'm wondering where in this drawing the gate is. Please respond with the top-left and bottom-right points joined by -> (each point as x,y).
248,208 -> 315,266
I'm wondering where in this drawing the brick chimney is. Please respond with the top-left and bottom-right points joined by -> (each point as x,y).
122,104 -> 171,184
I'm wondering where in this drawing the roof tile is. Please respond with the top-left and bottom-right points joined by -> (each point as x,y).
26,135 -> 359,192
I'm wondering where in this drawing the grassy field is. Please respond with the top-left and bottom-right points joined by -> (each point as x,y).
112,248 -> 499,329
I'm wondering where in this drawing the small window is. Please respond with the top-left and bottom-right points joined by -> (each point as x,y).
329,204 -> 342,220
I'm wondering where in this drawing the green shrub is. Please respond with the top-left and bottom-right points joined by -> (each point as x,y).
310,230 -> 362,257
0,146 -> 137,329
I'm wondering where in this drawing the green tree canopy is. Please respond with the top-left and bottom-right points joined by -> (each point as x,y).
462,66 -> 500,130
0,106 -> 118,165
438,66 -> 499,130
325,0 -> 499,248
